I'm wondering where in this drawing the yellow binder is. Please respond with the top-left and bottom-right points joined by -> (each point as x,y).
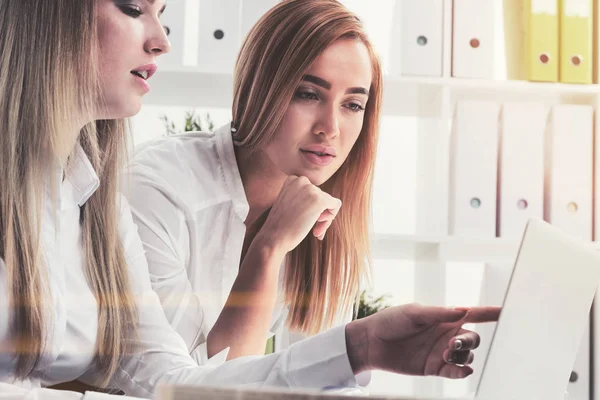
525,0 -> 560,82
560,0 -> 593,84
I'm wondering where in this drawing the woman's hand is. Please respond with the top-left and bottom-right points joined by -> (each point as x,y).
346,303 -> 502,379
258,175 -> 341,253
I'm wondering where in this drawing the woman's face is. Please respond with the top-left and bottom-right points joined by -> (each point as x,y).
264,39 -> 373,186
96,0 -> 170,119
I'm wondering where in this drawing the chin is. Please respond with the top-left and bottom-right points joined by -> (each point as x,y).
122,104 -> 142,119
294,169 -> 331,187
315,176 -> 334,187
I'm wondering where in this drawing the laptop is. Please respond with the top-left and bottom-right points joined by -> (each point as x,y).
474,217 -> 600,400
158,218 -> 600,400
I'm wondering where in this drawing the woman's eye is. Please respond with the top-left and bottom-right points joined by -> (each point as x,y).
119,5 -> 143,18
295,91 -> 319,101
346,102 -> 365,112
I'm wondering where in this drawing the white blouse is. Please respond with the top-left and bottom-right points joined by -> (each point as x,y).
0,142 -> 358,399
125,123 -> 288,364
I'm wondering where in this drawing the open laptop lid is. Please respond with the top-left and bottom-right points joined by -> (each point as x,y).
475,218 -> 600,400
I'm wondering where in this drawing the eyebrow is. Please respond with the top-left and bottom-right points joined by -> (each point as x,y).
302,74 -> 369,96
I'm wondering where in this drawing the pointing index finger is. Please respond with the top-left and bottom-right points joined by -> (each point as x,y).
464,306 -> 502,324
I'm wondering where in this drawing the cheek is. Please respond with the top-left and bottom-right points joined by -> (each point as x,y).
281,103 -> 314,130
272,105 -> 311,147
97,21 -> 135,82
265,127 -> 295,160
98,51 -> 120,82
98,19 -> 122,60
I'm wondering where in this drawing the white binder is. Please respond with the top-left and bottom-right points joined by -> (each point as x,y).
497,102 -> 548,238
399,0 -> 444,77
240,0 -> 278,42
546,104 -> 593,241
545,104 -> 594,400
197,0 -> 242,74
452,0 -> 495,78
158,0 -> 187,69
449,100 -> 500,237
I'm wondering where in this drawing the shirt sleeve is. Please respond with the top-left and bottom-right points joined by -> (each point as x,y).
124,164 -> 288,363
342,304 -> 371,388
124,165 -> 211,362
99,194 -> 359,398
0,382 -> 145,400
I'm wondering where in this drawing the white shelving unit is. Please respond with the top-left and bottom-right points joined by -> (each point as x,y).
370,234 -> 521,263
141,0 -> 600,398
147,69 -> 600,115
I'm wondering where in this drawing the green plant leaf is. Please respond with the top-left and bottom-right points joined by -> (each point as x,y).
352,289 -> 392,320
162,110 -> 214,136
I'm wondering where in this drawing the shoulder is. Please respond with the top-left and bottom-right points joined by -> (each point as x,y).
131,131 -> 219,176
125,131 -> 229,206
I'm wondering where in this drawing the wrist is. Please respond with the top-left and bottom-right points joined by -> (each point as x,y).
251,232 -> 287,264
345,318 -> 371,375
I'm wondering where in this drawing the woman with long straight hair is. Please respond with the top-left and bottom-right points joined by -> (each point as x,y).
0,0 -> 499,398
126,0 -> 498,367
127,0 -> 381,362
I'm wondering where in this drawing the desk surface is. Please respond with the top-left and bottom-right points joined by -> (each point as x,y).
157,385 -> 465,400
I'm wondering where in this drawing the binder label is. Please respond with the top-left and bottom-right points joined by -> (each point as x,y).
532,0 -> 558,14
565,0 -> 590,17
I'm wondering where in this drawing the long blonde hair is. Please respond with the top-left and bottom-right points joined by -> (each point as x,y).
0,0 -> 137,384
233,0 -> 382,334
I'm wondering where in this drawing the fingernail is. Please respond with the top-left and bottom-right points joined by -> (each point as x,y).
453,339 -> 463,350
452,306 -> 471,313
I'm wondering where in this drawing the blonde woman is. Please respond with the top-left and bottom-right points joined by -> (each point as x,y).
127,0 -> 499,375
0,0 -> 499,398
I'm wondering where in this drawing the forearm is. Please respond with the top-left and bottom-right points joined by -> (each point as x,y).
207,237 -> 285,359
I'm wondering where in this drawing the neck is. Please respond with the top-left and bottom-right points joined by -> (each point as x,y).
234,145 -> 287,227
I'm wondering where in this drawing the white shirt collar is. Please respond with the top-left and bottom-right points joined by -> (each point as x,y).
64,143 -> 100,207
215,122 -> 249,222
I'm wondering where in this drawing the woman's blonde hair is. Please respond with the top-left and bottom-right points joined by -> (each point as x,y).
0,0 -> 137,384
232,0 -> 382,334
